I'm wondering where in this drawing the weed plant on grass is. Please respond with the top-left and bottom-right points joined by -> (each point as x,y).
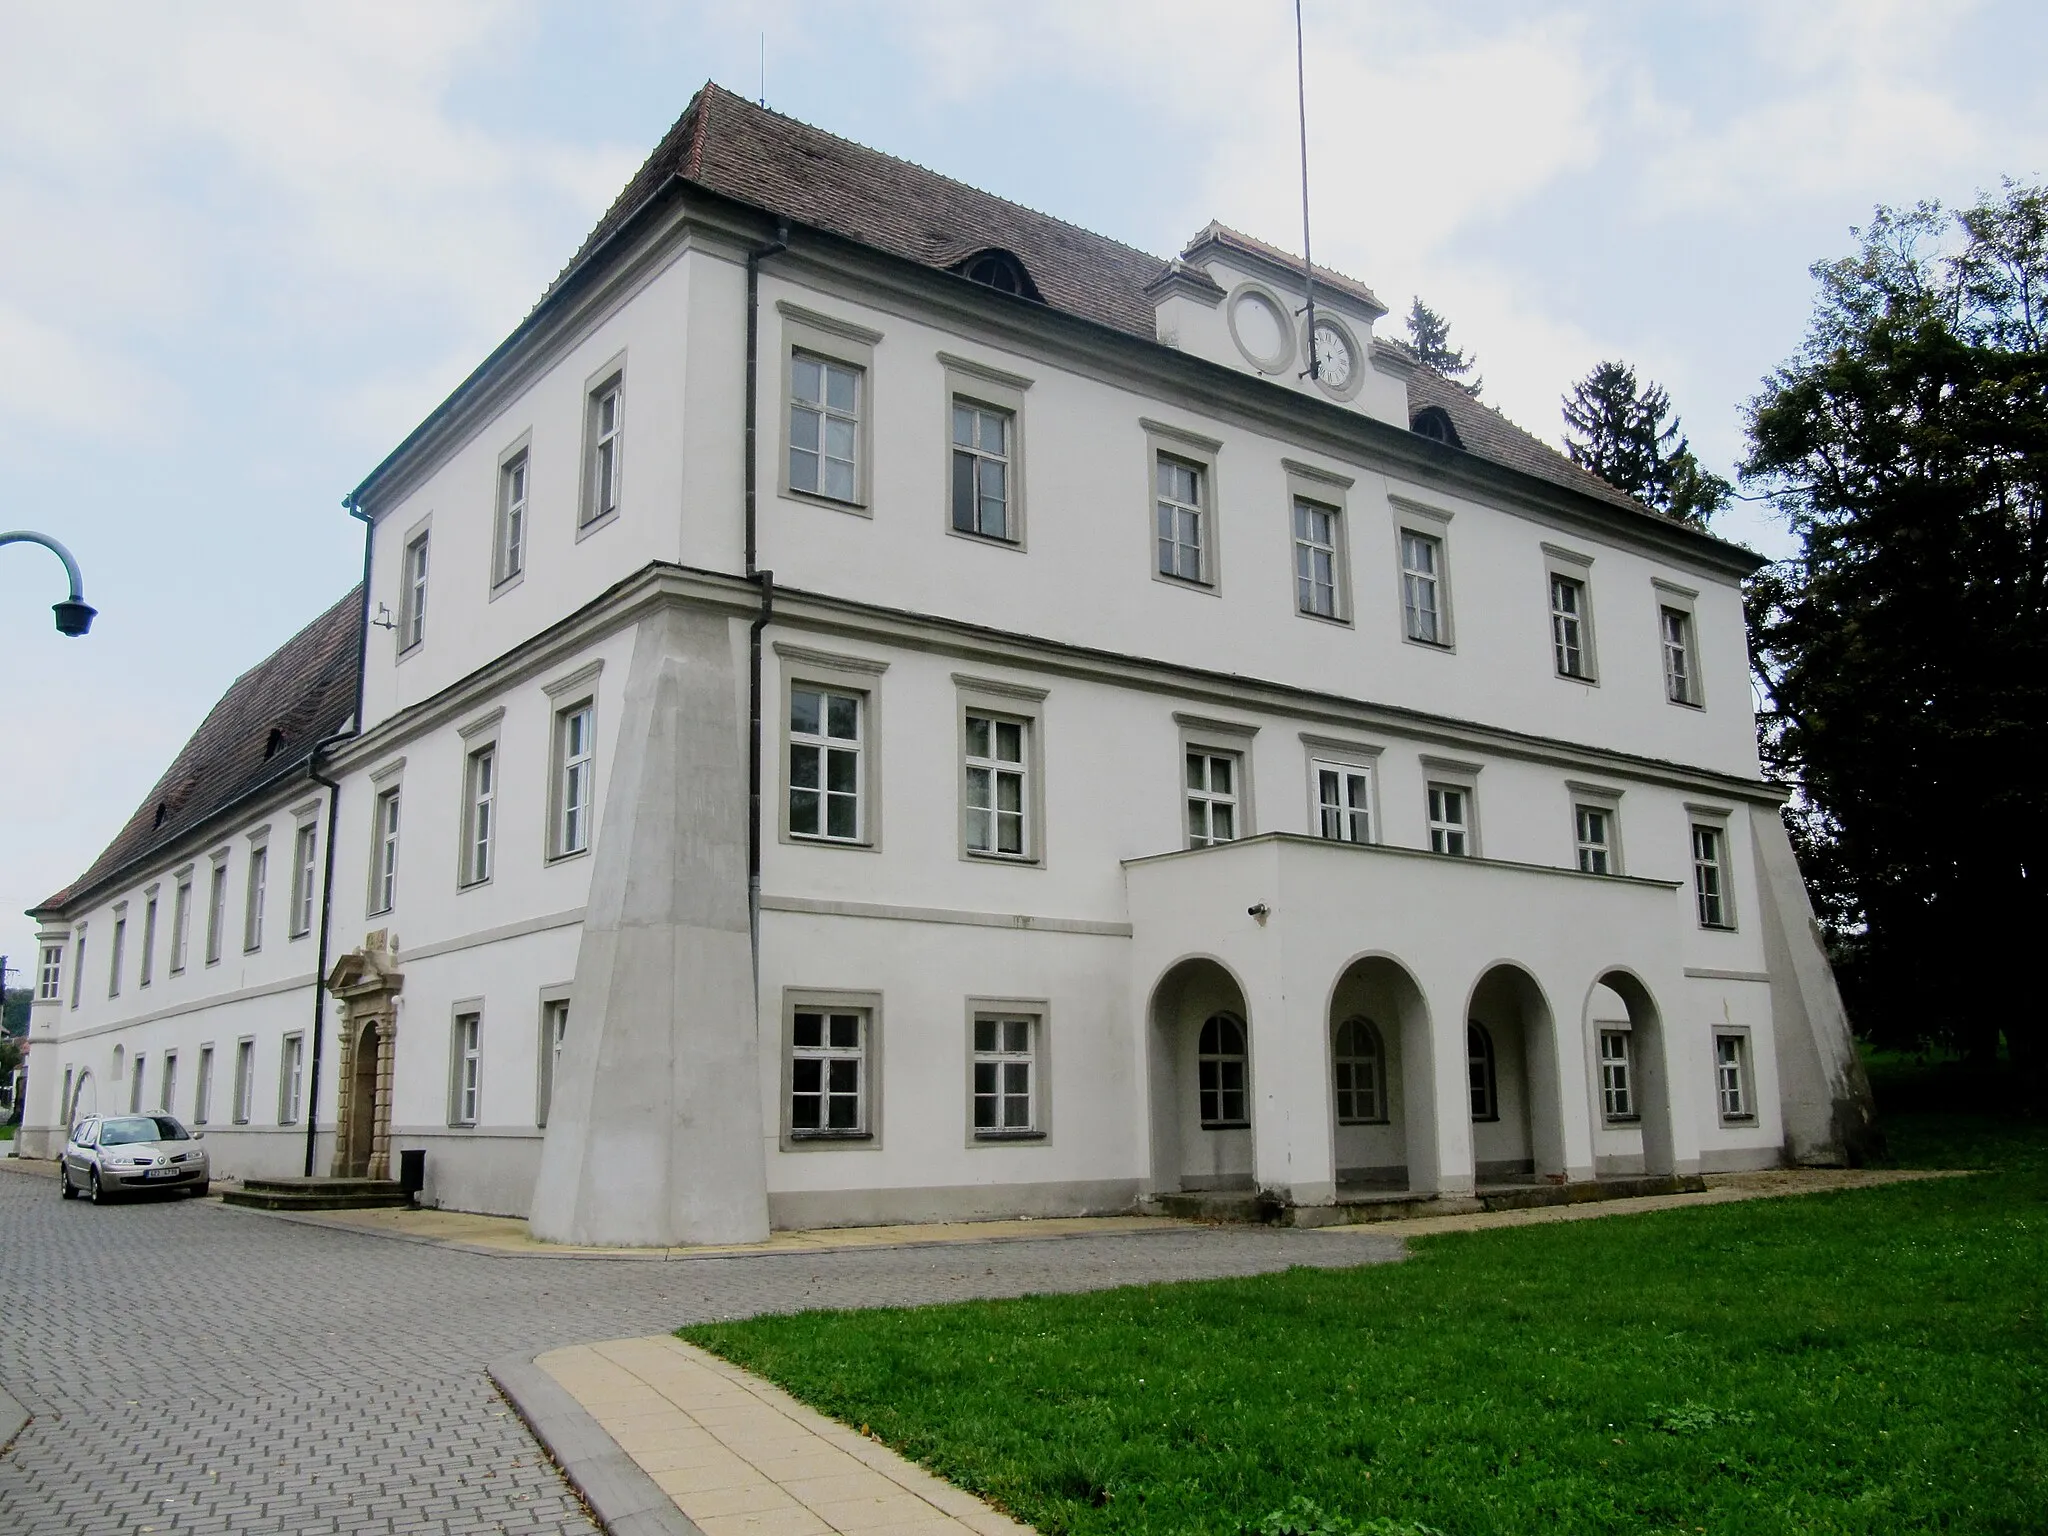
685,1118 -> 2046,1535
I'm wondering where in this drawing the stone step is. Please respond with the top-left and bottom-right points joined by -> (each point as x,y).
1148,1173 -> 1710,1229
222,1176 -> 413,1212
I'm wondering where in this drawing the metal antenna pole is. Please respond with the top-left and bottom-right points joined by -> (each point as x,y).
1294,0 -> 1319,381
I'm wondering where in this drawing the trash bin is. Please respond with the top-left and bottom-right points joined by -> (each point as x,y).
397,1147 -> 426,1202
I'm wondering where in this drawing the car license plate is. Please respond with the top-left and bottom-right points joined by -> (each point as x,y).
145,1168 -> 179,1179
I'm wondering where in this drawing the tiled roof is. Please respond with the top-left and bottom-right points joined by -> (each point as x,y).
1179,220 -> 1386,314
35,588 -> 362,914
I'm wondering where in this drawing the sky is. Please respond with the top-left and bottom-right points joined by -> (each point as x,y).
3,0 -> 2045,978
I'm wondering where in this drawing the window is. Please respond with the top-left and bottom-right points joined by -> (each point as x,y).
451,1013 -> 480,1127
1467,1023 -> 1498,1121
401,530 -> 429,650
1716,1034 -> 1752,1120
1401,528 -> 1447,644
951,400 -> 1013,540
971,1014 -> 1038,1135
1294,499 -> 1341,619
205,858 -> 228,964
160,1052 -> 177,1115
552,704 -> 595,857
1662,605 -> 1698,705
370,787 -> 401,915
495,448 -> 528,584
1692,821 -> 1731,928
169,876 -> 192,973
1313,760 -> 1373,844
790,1007 -> 868,1137
289,824 -> 318,937
108,911 -> 126,997
130,1055 -> 145,1113
194,1046 -> 214,1126
243,845 -> 267,952
70,927 -> 85,1007
789,686 -> 864,842
1551,573 -> 1589,678
964,713 -> 1029,859
1599,1030 -> 1635,1120
1428,784 -> 1471,856
789,353 -> 860,502
1155,454 -> 1207,583
232,1039 -> 255,1123
139,894 -> 158,987
584,375 -> 623,526
1575,804 -> 1613,874
461,745 -> 496,885
279,1032 -> 304,1125
536,998 -> 569,1127
1186,751 -> 1240,848
1333,1017 -> 1386,1124
38,943 -> 62,1000
1197,1013 -> 1249,1128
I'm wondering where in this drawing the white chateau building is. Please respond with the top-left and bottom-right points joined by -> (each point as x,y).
20,86 -> 1873,1243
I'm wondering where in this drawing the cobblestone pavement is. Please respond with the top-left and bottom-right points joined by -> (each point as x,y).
0,1167 -> 1400,1534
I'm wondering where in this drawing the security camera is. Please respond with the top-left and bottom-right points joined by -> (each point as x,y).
1247,902 -> 1270,921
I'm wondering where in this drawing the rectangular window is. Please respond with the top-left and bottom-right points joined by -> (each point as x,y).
1401,529 -> 1446,644
964,713 -> 1029,858
1551,573 -> 1589,678
789,353 -> 860,502
160,1052 -> 177,1115
552,705 -> 594,857
1716,1034 -> 1752,1119
789,686 -> 863,842
1155,454 -> 1207,583
451,1013 -> 480,1127
401,532 -> 429,650
1599,1030 -> 1635,1119
70,928 -> 85,1008
279,1032 -> 304,1125
1313,760 -> 1373,844
370,788 -> 401,914
108,914 -> 126,997
971,1015 -> 1037,1135
233,1039 -> 255,1124
585,377 -> 622,526
790,1008 -> 867,1136
951,400 -> 1013,540
130,1056 -> 145,1113
495,448 -> 528,584
1575,804 -> 1613,874
290,824 -> 318,937
462,745 -> 496,885
1693,822 -> 1730,927
38,943 -> 62,1000
1428,784 -> 1470,856
1198,1017 -> 1249,1128
1186,751 -> 1239,848
170,877 -> 192,973
243,846 -> 267,952
139,895 -> 158,987
536,998 -> 569,1128
1662,606 -> 1697,705
205,859 -> 228,964
1294,499 -> 1341,619
194,1046 -> 214,1126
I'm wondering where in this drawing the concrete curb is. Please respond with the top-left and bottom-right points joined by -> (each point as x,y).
491,1354 -> 703,1536
0,1379 -> 29,1455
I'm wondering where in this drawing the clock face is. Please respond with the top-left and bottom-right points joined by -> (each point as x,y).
1312,322 -> 1354,388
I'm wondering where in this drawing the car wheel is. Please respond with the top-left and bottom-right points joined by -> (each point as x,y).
190,1181 -> 210,1199
59,1165 -> 77,1200
89,1168 -> 108,1205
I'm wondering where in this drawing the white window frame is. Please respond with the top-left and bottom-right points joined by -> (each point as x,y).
70,924 -> 85,1008
159,1051 -> 176,1115
1543,545 -> 1599,683
1423,757 -> 1482,858
461,741 -> 497,887
1468,1022 -> 1498,1121
1598,1027 -> 1636,1122
138,887 -> 158,988
957,675 -> 1047,865
243,838 -> 268,953
232,1037 -> 255,1125
777,645 -> 886,850
778,304 -> 879,512
205,854 -> 228,965
550,699 -> 596,860
399,523 -> 430,654
278,1031 -> 304,1125
289,820 -> 318,938
38,942 -> 63,1000
1656,580 -> 1704,707
1197,1012 -> 1251,1129
781,988 -> 881,1149
493,434 -> 530,590
1287,462 -> 1354,626
169,873 -> 193,974
535,988 -> 571,1129
193,1044 -> 214,1126
967,1003 -> 1047,1141
1145,419 -> 1223,592
108,905 -> 126,998
130,1054 -> 145,1113
1689,807 -> 1736,929
1332,1015 -> 1388,1125
1179,714 -> 1256,851
449,1008 -> 482,1128
580,359 -> 626,533
1393,500 -> 1455,649
1715,1031 -> 1754,1122
368,779 -> 402,916
944,355 -> 1030,547
1305,735 -> 1380,846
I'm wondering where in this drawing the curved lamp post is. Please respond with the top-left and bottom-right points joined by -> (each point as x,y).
0,530 -> 96,636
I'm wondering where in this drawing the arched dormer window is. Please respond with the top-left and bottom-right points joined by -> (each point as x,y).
154,802 -> 169,829
1467,1022 -> 1498,1121
952,248 -> 1043,302
1197,1012 -> 1250,1128
264,727 -> 285,760
1333,1016 -> 1387,1124
1411,406 -> 1461,447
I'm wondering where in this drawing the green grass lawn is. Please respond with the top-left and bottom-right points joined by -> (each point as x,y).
684,1112 -> 2046,1535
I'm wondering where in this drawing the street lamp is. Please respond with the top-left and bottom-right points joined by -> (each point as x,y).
0,530 -> 96,636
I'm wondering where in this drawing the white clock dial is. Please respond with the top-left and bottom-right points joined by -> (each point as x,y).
1312,322 -> 1354,387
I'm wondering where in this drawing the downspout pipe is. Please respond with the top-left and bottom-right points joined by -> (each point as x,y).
744,218 -> 790,976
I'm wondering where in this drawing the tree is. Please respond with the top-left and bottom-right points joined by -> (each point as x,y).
1562,360 -> 1731,527
1743,184 -> 2048,1107
1405,298 -> 1482,396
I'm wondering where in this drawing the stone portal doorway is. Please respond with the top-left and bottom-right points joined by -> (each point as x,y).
342,1023 -> 385,1178
327,934 -> 403,1182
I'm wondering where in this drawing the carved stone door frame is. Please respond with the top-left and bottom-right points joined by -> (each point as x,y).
327,934 -> 404,1181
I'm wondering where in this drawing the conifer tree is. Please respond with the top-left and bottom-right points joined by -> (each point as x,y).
1561,360 -> 1729,527
1404,297 -> 1482,396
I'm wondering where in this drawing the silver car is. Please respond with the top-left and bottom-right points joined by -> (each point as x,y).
59,1114 -> 211,1203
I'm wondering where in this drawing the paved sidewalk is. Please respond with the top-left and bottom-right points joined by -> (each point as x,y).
542,1337 -> 1032,1535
